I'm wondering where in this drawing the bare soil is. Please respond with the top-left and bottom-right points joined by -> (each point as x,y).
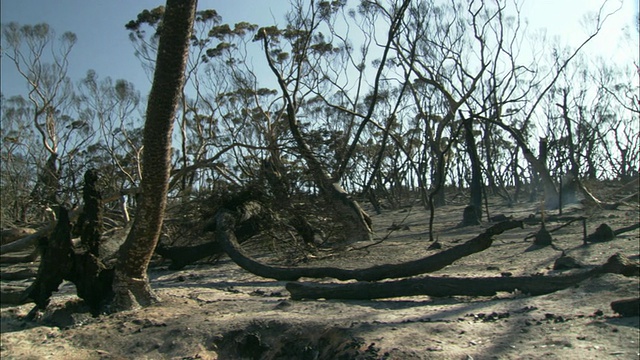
1,185 -> 639,359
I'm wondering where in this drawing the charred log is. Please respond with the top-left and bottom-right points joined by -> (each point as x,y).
613,222 -> 640,236
156,241 -> 225,270
1,228 -> 37,245
286,254 -> 638,300
0,268 -> 38,280
215,210 -> 523,282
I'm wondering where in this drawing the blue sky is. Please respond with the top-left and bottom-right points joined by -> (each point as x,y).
0,0 -> 287,98
1,0 -> 638,100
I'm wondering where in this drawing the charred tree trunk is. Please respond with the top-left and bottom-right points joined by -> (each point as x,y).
215,208 -> 523,282
462,115 -> 483,225
362,116 -> 394,214
22,170 -> 114,316
486,118 -> 559,209
513,149 -> 522,203
483,122 -> 497,194
559,90 -> 580,179
286,254 -> 637,300
24,206 -> 73,315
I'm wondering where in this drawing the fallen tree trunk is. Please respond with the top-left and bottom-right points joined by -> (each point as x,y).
1,228 -> 37,245
0,248 -> 40,264
613,222 -> 640,236
0,268 -> 38,280
618,192 -> 639,203
215,209 -> 523,281
286,254 -> 638,300
0,220 -> 65,254
156,241 -> 224,270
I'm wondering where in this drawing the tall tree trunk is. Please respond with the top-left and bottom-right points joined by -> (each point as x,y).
483,123 -> 496,194
559,90 -> 579,178
486,119 -> 559,209
112,0 -> 196,311
513,149 -> 522,203
463,116 -> 483,223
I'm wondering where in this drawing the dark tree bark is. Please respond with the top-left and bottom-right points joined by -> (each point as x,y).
462,116 -> 483,222
68,170 -> 114,314
286,254 -> 636,300
484,118 -> 559,209
23,206 -> 73,315
215,209 -> 523,282
112,0 -> 197,310
75,169 -> 103,255
22,170 -> 114,315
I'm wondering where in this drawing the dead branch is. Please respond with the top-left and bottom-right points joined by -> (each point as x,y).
577,180 -> 619,210
0,268 -> 37,280
618,192 -> 639,203
1,228 -> 37,245
613,222 -> 640,236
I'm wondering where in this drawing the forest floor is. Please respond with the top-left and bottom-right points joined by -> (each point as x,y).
1,181 -> 639,359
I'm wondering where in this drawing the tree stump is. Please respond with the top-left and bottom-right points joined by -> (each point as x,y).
533,226 -> 553,246
585,223 -> 615,243
460,205 -> 481,227
611,298 -> 640,317
22,170 -> 115,316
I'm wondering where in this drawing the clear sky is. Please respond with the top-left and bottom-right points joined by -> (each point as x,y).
0,0 -> 287,98
1,0 -> 638,100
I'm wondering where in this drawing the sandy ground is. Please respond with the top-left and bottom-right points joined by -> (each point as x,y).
1,186 -> 638,359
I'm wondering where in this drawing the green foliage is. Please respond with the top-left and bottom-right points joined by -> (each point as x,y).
125,6 -> 165,36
